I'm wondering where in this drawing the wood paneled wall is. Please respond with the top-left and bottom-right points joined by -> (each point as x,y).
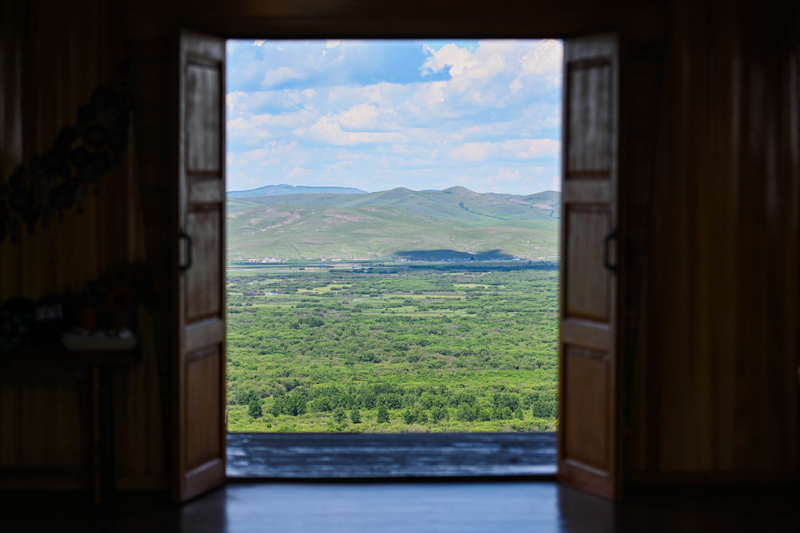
1,0 -> 797,493
0,0 -> 164,490
630,0 -> 800,484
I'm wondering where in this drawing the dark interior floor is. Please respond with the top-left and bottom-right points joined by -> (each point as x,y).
3,482 -> 798,533
227,432 -> 557,478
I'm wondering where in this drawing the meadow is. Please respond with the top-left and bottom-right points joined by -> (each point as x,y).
226,261 -> 559,433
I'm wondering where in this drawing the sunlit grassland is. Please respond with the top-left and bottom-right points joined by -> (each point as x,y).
226,261 -> 559,433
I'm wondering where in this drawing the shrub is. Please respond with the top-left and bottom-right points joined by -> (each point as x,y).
431,406 -> 448,422
333,407 -> 347,424
309,397 -> 333,412
273,390 -> 308,416
456,404 -> 478,422
358,392 -> 377,410
377,393 -> 402,410
248,400 -> 262,419
532,397 -> 557,419
234,388 -> 259,406
377,405 -> 390,423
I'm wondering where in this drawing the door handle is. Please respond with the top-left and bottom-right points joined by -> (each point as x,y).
179,229 -> 193,273
603,229 -> 617,274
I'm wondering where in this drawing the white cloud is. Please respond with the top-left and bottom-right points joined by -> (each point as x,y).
226,92 -> 239,111
409,81 -> 447,110
338,104 -> 380,130
287,166 -> 309,178
421,42 -> 508,93
261,66 -> 305,88
450,143 -> 491,162
328,83 -> 390,106
422,44 -> 478,76
301,116 -> 407,145
503,139 -> 561,158
227,109 -> 317,146
254,40 -> 265,47
451,139 -> 561,162
511,39 -> 563,92
226,39 -> 563,195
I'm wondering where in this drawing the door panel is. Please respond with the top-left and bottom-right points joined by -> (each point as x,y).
186,348 -> 223,469
186,63 -> 222,173
567,60 -> 613,173
185,210 -> 222,322
174,30 -> 226,502
558,33 -> 620,501
564,346 -> 610,468
565,206 -> 611,321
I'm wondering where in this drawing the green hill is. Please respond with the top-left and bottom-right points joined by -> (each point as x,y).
226,187 -> 560,262
227,197 -> 264,213
227,184 -> 368,198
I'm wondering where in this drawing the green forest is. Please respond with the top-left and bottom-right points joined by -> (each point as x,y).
226,261 -> 559,433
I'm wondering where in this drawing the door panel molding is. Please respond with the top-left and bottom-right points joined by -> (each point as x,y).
558,32 -> 621,501
174,29 -> 227,503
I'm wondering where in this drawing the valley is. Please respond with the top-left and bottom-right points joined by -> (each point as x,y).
226,262 -> 559,433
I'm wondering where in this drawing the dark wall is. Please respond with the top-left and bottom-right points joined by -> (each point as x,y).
630,0 -> 799,483
1,0 -> 797,491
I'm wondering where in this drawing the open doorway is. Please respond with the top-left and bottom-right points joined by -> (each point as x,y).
175,30 -> 621,502
222,39 -> 562,478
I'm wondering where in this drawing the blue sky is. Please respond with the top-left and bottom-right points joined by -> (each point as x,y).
226,39 -> 562,195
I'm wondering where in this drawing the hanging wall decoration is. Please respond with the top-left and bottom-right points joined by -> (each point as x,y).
0,62 -> 135,243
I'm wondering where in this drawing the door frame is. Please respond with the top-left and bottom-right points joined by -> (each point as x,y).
170,0 -> 664,501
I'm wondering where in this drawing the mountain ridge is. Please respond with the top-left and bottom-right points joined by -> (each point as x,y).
227,184 -> 368,198
226,186 -> 560,262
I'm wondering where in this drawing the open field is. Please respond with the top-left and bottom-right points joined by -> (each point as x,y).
226,261 -> 559,433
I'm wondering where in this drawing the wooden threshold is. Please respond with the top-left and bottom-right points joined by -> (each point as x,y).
227,432 -> 556,480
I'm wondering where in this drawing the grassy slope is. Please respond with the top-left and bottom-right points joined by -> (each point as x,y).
228,184 -> 368,198
227,197 -> 264,213
227,187 -> 560,262
239,187 -> 559,224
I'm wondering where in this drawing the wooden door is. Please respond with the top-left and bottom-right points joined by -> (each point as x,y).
174,30 -> 227,502
557,34 -> 621,500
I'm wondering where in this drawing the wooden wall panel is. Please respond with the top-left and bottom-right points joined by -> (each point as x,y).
0,0 -> 164,491
4,0 -> 797,494
0,379 -> 84,477
123,0 -> 798,490
122,0 -> 667,41
629,0 -> 799,484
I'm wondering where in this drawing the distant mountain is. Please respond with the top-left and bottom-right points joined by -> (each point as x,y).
226,187 -> 560,262
237,186 -> 560,224
227,184 -> 368,198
